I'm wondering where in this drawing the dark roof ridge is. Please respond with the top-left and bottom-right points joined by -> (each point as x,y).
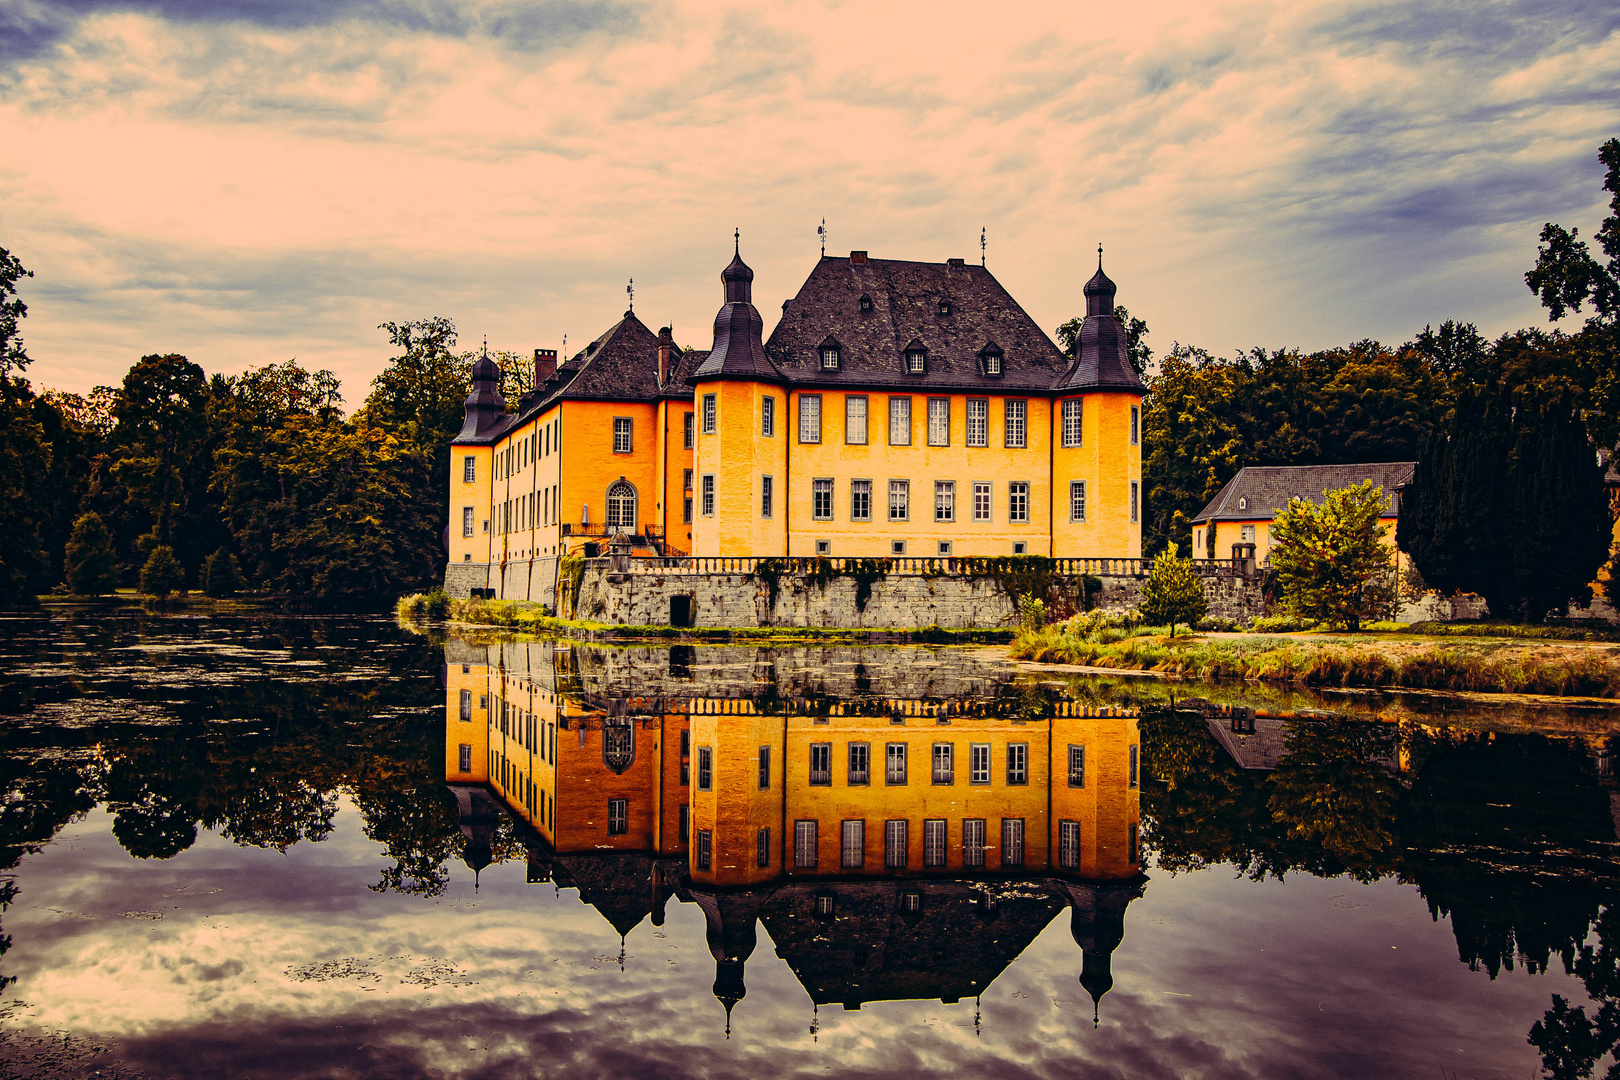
1190,461 -> 1418,523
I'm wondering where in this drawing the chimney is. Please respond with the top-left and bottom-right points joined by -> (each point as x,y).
533,348 -> 557,388
850,250 -> 868,265
657,326 -> 673,387
947,258 -> 965,267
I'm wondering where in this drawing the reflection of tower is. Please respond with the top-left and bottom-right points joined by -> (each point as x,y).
1056,878 -> 1145,1025
690,888 -> 774,1036
688,699 -> 786,890
450,785 -> 505,888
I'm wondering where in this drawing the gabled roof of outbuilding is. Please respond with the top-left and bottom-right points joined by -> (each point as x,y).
765,256 -> 1070,393
1190,462 -> 1417,524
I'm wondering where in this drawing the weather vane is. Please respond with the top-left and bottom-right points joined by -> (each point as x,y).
1098,242 -> 1104,267
627,278 -> 634,312
818,217 -> 827,256
980,226 -> 986,266
734,227 -> 740,252
481,334 -> 488,360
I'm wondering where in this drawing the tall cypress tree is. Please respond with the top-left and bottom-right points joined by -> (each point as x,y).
1507,391 -> 1611,618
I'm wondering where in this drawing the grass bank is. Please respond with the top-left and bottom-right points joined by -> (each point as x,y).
396,592 -> 1016,645
1011,625 -> 1620,697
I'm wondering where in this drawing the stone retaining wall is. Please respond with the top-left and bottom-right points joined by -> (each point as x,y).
443,557 -> 559,609
570,559 -> 1267,629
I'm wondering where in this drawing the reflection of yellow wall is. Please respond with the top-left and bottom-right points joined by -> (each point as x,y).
1050,712 -> 1140,879
445,660 -> 490,784
1052,393 -> 1142,560
689,701 -> 784,888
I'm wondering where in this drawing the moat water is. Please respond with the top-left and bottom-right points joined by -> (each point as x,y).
0,611 -> 1617,1079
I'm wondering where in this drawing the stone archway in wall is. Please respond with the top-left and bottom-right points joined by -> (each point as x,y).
606,480 -> 637,534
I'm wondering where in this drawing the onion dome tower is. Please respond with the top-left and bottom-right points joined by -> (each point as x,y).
456,355 -> 506,439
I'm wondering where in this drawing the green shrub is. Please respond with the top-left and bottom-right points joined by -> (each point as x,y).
1195,615 -> 1239,633
1138,552 -> 1207,636
1018,593 -> 1047,631
1249,614 -> 1317,634
139,545 -> 182,597
202,549 -> 246,598
65,512 -> 119,596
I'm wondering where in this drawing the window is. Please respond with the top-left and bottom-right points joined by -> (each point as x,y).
816,894 -> 835,916
683,497 -> 693,523
684,468 -> 693,491
1240,524 -> 1256,543
463,456 -> 476,483
932,742 -> 954,784
845,396 -> 868,445
759,746 -> 771,790
969,743 -> 990,784
850,479 -> 872,522
885,742 -> 908,785
966,398 -> 988,446
888,480 -> 909,522
938,540 -> 952,556
858,294 -> 873,312
926,397 -> 950,446
697,829 -> 712,870
848,742 -> 870,785
679,804 -> 690,842
606,481 -> 635,530
1068,744 -> 1086,788
1060,820 -> 1081,869
813,478 -> 834,521
458,743 -> 472,772
1129,821 -> 1140,864
981,349 -> 1003,376
697,746 -> 713,791
608,798 -> 627,835
884,819 -> 908,868
462,507 -> 475,537
799,394 -> 822,443
794,820 -> 818,868
972,482 -> 992,522
757,827 -> 771,868
702,394 -> 716,434
1004,399 -> 1026,448
1130,404 -> 1140,445
963,818 -> 986,868
816,539 -> 830,555
934,481 -> 955,522
1070,481 -> 1087,523
459,689 -> 472,721
1008,482 -> 1029,523
612,417 -> 632,453
701,475 -> 715,516
1006,743 -> 1028,785
680,730 -> 690,785
820,344 -> 840,370
1129,743 -> 1139,789
684,411 -> 694,449
841,819 -> 865,868
889,397 -> 911,445
762,396 -> 775,437
923,819 -> 947,867
809,743 -> 832,785
1002,818 -> 1025,868
1131,481 -> 1139,524
761,475 -> 773,518
891,540 -> 906,556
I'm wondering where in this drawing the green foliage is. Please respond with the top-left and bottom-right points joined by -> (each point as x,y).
397,589 -> 451,618
1526,138 -> 1620,324
754,557 -> 786,612
139,544 -> 181,597
1270,481 -> 1395,631
111,353 -> 210,549
1138,552 -> 1207,636
1249,614 -> 1317,633
1401,387 -> 1610,618
1017,593 -> 1046,631
1196,615 -> 1239,632
1055,304 -> 1152,376
64,511 -> 118,595
202,548 -> 246,598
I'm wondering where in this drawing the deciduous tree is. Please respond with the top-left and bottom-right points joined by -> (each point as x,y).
1270,481 -> 1394,631
1138,552 -> 1207,636
64,511 -> 118,596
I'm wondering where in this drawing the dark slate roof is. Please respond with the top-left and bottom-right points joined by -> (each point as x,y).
1191,462 -> 1416,524
1205,717 -> 1289,770
764,256 -> 1072,393
690,248 -> 784,384
661,348 -> 707,401
1054,265 -> 1145,393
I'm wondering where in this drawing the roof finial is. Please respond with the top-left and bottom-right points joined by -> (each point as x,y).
734,227 -> 740,253
818,217 -> 827,257
980,226 -> 987,267
627,278 -> 634,312
481,335 -> 488,360
1098,242 -> 1104,269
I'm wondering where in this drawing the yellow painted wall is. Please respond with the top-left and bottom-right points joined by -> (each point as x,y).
447,445 -> 494,569
691,380 -> 788,558
1051,392 -> 1143,560
658,401 -> 697,556
782,390 -> 1055,558
556,399 -> 661,545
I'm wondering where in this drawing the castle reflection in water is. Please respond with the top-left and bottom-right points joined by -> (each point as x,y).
442,640 -> 1144,1028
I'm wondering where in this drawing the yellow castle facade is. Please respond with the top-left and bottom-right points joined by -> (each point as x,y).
443,243 -> 1146,605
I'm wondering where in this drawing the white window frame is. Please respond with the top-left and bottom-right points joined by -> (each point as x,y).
799,394 -> 822,443
463,456 -> 476,483
841,819 -> 865,868
1060,819 -> 1081,870
885,742 -> 907,785
963,818 -> 986,868
762,395 -> 775,437
702,394 -> 716,434
1131,404 -> 1140,445
848,742 -> 870,785
761,474 -> 773,518
701,474 -> 715,516
888,396 -> 911,446
1006,743 -> 1028,785
809,742 -> 832,785
1062,398 -> 1083,447
794,820 -> 818,868
888,479 -> 909,522
696,746 -> 713,791
1004,399 -> 1027,448
1131,480 -> 1140,524
612,417 -> 632,454
1070,481 -> 1087,523
934,480 -> 955,523
850,478 -> 872,522
969,743 -> 990,784
684,411 -> 694,449
462,507 -> 475,537
884,819 -> 908,868
812,477 -> 834,521
845,395 -> 868,445
966,398 -> 988,447
1068,744 -> 1086,788
923,819 -> 947,867
927,397 -> 950,446
1008,481 -> 1029,524
820,345 -> 840,370
1002,818 -> 1025,869
931,742 -> 954,784
972,481 -> 992,523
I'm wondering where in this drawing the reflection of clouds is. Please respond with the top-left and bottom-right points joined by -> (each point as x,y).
5,807 -> 1595,1077
1,1 -> 1616,393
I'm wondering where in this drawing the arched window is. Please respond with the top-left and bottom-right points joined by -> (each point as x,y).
606,481 -> 636,532
603,721 -> 634,773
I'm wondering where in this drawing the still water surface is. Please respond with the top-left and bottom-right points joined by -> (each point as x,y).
0,612 -> 1617,1079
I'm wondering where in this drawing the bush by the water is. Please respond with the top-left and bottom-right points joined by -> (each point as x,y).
64,512 -> 119,596
202,549 -> 246,598
1196,615 -> 1240,633
1018,593 -> 1047,631
1137,552 -> 1207,636
1250,614 -> 1318,633
139,545 -> 182,597
397,590 -> 453,618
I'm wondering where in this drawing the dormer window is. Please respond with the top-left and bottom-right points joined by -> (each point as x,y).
817,335 -> 843,371
978,343 -> 1004,377
858,294 -> 873,313
938,300 -> 952,316
903,339 -> 928,375
1238,496 -> 1248,511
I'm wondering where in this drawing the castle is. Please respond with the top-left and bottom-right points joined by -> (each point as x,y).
444,242 -> 1145,607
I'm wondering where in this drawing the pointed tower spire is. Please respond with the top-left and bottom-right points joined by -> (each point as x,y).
691,236 -> 782,383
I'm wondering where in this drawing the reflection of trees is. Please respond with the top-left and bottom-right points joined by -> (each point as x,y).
1141,712 -> 1620,1079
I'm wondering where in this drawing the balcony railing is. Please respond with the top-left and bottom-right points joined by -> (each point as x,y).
578,555 -> 1251,577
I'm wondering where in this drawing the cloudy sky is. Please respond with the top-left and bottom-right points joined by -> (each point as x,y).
2,0 -> 1618,398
